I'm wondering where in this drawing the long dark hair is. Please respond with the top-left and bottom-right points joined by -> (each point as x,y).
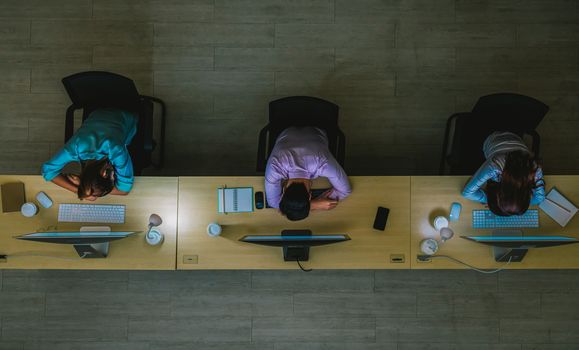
77,158 -> 114,199
486,151 -> 542,216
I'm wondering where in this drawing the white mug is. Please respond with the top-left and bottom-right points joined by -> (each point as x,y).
21,202 -> 38,217
207,223 -> 222,237
433,216 -> 449,231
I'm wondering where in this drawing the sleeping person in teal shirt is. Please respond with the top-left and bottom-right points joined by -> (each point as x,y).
42,109 -> 137,201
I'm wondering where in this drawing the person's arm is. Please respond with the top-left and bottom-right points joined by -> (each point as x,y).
50,174 -> 79,194
319,156 -> 352,201
461,161 -> 498,204
109,146 -> 134,194
530,167 -> 546,205
265,161 -> 285,209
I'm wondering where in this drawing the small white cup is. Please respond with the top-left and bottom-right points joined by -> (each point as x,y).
439,227 -> 454,243
207,223 -> 222,237
433,216 -> 449,231
21,202 -> 38,217
420,238 -> 439,255
146,228 -> 164,246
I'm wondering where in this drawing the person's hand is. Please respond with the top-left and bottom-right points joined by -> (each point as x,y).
83,195 -> 98,202
310,191 -> 338,211
66,174 -> 80,186
310,197 -> 338,210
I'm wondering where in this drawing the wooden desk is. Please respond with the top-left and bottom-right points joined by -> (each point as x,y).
178,176 -> 410,269
0,176 -> 178,270
411,176 -> 579,269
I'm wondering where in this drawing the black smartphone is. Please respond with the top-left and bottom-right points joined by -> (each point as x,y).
255,191 -> 264,210
373,206 -> 390,231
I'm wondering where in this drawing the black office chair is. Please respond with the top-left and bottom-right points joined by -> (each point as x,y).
256,96 -> 346,172
440,93 -> 549,175
62,71 -> 166,175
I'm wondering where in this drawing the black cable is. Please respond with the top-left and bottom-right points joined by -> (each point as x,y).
296,259 -> 312,272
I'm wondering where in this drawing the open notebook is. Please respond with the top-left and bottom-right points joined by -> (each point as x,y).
217,187 -> 254,213
539,188 -> 578,227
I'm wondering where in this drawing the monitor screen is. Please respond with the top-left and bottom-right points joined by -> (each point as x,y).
16,231 -> 137,245
461,235 -> 578,248
240,234 -> 350,247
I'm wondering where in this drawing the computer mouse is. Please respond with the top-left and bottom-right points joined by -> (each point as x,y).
450,202 -> 462,222
36,191 -> 53,208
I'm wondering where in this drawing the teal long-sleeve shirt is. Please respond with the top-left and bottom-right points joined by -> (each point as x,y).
41,109 -> 137,192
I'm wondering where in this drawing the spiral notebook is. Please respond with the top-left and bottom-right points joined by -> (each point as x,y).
539,188 -> 578,227
217,187 -> 253,213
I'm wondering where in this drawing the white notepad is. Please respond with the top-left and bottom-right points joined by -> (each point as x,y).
217,187 -> 253,213
539,188 -> 578,227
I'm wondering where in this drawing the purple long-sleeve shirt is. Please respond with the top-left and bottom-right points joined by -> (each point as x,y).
265,127 -> 352,208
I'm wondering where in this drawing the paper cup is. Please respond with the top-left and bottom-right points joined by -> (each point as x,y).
21,202 -> 38,217
207,223 -> 222,237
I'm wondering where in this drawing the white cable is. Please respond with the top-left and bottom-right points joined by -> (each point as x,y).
427,254 -> 512,274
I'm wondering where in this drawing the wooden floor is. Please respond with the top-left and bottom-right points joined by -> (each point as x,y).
1,0 -> 578,175
1,1 -> 579,348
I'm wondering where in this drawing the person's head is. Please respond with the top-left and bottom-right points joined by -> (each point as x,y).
279,180 -> 311,221
486,151 -> 539,216
77,158 -> 114,200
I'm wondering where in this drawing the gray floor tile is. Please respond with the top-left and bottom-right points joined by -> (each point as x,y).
396,23 -> 516,48
517,24 -> 579,47
93,0 -> 213,22
22,342 -> 150,350
251,270 -> 374,292
375,270 -> 498,293
171,291 -> 292,317
2,316 -> 128,341
1,270 -> 128,292
149,343 -> 272,350
335,0 -> 456,23
214,0 -> 334,24
0,342 -> 23,350
500,319 -> 579,343
0,0 -> 92,19
129,317 -> 251,342
274,343 -> 395,350
0,292 -> 45,316
215,48 -> 334,72
453,293 -> 541,319
0,22 -> 30,44
0,68 -> 29,93
293,292 -> 416,317
498,270 -> 579,293
398,345 -> 521,350
154,23 -> 274,47
275,23 -> 395,48
541,293 -> 579,319
456,0 -> 577,24
416,293 -> 453,318
456,48 -> 578,73
128,271 -> 251,292
155,71 -> 275,96
252,317 -> 375,342
522,345 -> 579,350
377,317 -> 499,343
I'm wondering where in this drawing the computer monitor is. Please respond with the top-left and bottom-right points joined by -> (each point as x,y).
239,229 -> 350,262
15,231 -> 139,259
461,230 -> 579,262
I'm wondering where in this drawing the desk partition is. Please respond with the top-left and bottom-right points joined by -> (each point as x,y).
0,175 -> 178,270
177,176 -> 411,269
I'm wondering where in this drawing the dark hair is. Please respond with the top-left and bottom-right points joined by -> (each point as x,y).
486,151 -> 541,216
77,158 -> 114,199
279,182 -> 310,221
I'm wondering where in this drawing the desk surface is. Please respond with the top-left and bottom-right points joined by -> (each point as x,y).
177,176 -> 410,269
411,176 -> 579,269
0,175 -> 178,270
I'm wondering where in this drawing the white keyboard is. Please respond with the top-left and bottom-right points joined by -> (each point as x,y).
472,209 -> 539,229
58,203 -> 125,224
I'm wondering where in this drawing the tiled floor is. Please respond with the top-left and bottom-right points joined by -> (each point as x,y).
1,0 -> 578,175
1,1 -> 579,348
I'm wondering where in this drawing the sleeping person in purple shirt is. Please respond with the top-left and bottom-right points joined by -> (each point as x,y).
265,126 -> 352,221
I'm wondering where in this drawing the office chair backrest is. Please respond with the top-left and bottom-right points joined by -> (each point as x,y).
62,71 -> 141,118
268,96 -> 339,152
472,93 -> 549,134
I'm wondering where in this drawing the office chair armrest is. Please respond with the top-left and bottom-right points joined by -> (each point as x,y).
64,104 -> 78,143
141,95 -> 166,168
439,113 -> 463,175
256,124 -> 269,172
337,128 -> 346,168
527,129 -> 541,157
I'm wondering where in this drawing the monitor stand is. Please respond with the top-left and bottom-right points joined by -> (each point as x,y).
76,226 -> 111,259
73,243 -> 109,258
281,229 -> 311,262
492,230 -> 527,262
